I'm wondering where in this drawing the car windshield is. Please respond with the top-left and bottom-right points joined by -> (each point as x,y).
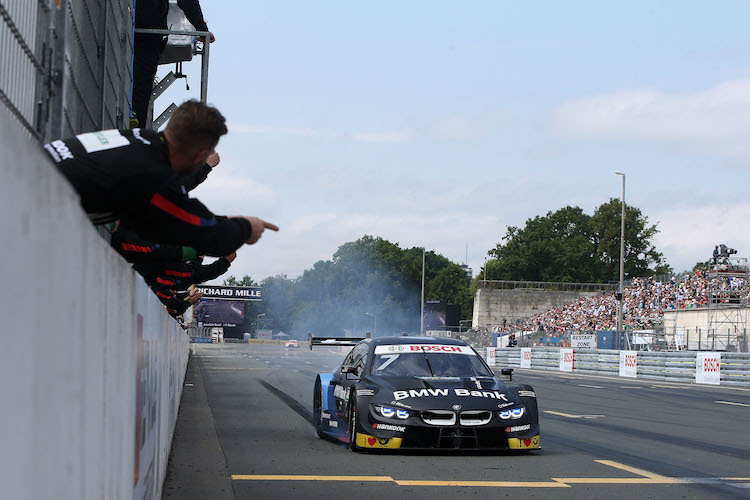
370,344 -> 492,378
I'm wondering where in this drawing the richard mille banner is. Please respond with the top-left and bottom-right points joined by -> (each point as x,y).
193,285 -> 262,301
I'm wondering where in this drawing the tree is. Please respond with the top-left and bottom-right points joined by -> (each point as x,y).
223,275 -> 257,286
590,198 -> 671,280
485,201 -> 670,283
487,206 -> 598,282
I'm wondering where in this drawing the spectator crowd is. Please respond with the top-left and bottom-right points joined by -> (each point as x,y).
491,271 -> 749,335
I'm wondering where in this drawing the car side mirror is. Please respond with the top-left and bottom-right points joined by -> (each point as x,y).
342,365 -> 359,379
501,368 -> 513,381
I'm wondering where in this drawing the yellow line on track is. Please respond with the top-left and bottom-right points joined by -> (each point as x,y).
596,459 -> 672,480
395,480 -> 569,487
231,475 -> 394,482
552,478 -> 683,484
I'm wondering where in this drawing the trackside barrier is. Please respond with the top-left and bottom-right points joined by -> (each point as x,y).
488,346 -> 750,387
0,113 -> 188,499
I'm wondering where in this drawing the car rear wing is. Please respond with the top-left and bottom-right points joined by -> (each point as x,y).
308,332 -> 371,350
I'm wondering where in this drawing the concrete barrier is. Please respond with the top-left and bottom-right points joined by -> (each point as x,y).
0,113 -> 188,499
489,346 -> 750,387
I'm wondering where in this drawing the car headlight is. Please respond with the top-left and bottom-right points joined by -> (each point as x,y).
499,407 -> 525,419
375,405 -> 410,419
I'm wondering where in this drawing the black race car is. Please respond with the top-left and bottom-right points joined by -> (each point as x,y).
311,336 -> 540,451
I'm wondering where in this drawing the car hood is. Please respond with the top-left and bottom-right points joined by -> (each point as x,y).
364,375 -> 520,410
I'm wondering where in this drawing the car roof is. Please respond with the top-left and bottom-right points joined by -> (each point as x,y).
367,336 -> 468,347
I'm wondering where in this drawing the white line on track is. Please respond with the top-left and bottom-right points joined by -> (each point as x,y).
716,400 -> 750,407
578,384 -> 604,389
545,410 -> 604,419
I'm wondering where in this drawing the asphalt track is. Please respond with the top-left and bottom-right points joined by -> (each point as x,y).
163,343 -> 750,499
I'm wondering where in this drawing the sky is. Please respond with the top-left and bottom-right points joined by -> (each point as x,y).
157,1 -> 750,282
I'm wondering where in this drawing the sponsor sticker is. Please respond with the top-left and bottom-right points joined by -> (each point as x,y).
356,433 -> 403,449
357,389 -> 375,397
373,423 -> 406,432
76,129 -> 130,153
518,390 -> 536,398
393,388 -> 508,401
507,435 -> 541,450
498,401 -> 515,409
506,424 -> 531,432
328,421 -> 338,427
374,344 -> 475,355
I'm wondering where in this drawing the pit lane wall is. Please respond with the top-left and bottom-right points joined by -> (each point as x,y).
0,114 -> 188,498
487,347 -> 750,387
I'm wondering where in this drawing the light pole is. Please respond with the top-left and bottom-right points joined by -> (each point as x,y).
365,312 -> 376,335
614,171 -> 625,334
420,248 -> 426,334
256,313 -> 266,334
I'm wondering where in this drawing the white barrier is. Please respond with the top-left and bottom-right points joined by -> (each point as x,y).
489,346 -> 750,386
0,113 -> 188,500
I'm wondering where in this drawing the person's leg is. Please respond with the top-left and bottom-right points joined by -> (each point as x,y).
132,35 -> 167,128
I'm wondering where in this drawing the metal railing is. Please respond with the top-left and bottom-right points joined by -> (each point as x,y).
478,280 -> 617,293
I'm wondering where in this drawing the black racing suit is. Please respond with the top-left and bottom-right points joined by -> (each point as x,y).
43,128 -> 251,257
135,256 -> 232,291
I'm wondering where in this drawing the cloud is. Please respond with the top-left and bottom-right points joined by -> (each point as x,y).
653,202 -> 750,272
229,111 -> 496,145
351,131 -> 413,143
190,172 -> 276,214
429,114 -> 489,141
220,207 -> 503,282
553,79 -> 750,160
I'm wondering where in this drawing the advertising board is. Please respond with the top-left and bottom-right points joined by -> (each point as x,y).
696,351 -> 721,385
619,350 -> 637,378
559,348 -> 574,372
520,348 -> 532,368
486,347 -> 496,367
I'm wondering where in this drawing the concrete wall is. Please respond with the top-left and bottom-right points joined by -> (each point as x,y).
472,287 -> 602,330
0,113 -> 188,498
663,307 -> 749,350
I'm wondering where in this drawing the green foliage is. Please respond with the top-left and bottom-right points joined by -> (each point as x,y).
223,275 -> 258,286
482,200 -> 670,282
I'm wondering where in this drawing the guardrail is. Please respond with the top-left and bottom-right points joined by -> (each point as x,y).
489,347 -> 750,387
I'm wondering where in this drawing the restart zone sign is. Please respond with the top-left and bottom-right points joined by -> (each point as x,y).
194,285 -> 262,301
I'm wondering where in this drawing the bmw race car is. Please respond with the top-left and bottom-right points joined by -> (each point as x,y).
312,336 -> 540,451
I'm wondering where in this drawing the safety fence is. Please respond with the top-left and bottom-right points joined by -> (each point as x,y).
1,0 -> 133,142
488,347 -> 750,387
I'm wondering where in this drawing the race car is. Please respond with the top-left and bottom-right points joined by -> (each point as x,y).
285,339 -> 300,348
312,336 -> 540,451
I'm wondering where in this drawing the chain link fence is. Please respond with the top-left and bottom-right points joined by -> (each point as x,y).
1,0 -> 133,143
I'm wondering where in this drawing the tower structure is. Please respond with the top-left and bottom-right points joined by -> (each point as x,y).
706,245 -> 749,351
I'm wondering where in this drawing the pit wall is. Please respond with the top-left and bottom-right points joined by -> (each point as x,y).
472,287 -> 601,330
0,113 -> 188,498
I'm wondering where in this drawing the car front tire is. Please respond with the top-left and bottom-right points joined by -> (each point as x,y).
313,378 -> 325,439
348,395 -> 362,452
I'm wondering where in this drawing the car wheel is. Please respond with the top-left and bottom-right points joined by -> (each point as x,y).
348,395 -> 361,452
313,379 -> 325,439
